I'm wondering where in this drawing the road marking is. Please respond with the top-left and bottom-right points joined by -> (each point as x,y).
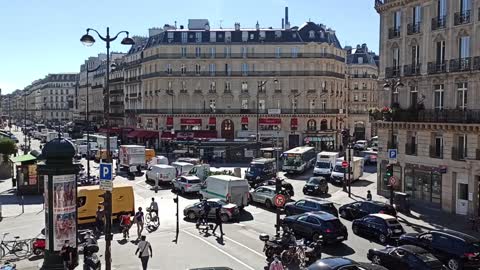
222,235 -> 265,258
182,230 -> 256,270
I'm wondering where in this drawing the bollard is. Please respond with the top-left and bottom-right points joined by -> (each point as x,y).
21,195 -> 24,214
0,201 -> 3,220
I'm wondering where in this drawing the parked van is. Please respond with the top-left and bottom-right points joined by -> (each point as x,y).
145,149 -> 155,164
146,164 -> 177,184
313,152 -> 339,178
171,161 -> 194,177
245,158 -> 276,186
77,184 -> 135,225
200,175 -> 250,209
176,157 -> 200,165
148,155 -> 169,169
187,164 -> 211,181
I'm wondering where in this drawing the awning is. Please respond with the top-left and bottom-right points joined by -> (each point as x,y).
161,131 -> 175,140
180,118 -> 202,125
290,118 -> 298,127
304,136 -> 335,142
208,117 -> 216,126
241,117 -> 248,124
176,130 -> 217,140
127,130 -> 141,138
141,131 -> 159,139
166,117 -> 173,126
259,118 -> 281,125
10,154 -> 37,163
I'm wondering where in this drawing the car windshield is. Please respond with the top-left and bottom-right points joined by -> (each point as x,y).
249,164 -> 264,172
333,165 -> 346,173
315,162 -> 330,168
214,200 -> 227,206
308,178 -> 321,184
416,252 -> 439,262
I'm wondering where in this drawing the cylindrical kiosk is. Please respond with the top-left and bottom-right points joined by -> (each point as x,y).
38,137 -> 80,269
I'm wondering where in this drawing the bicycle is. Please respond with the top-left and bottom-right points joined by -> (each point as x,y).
0,233 -> 30,259
280,239 -> 307,267
145,207 -> 159,228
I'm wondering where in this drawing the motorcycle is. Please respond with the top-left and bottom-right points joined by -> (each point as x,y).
304,238 -> 323,266
78,229 -> 97,254
83,244 -> 101,270
31,236 -> 46,256
260,229 -> 297,260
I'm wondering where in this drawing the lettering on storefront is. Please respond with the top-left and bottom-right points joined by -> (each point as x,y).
406,163 -> 447,174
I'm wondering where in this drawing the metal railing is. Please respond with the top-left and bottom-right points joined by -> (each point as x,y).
125,108 -> 341,115
388,27 -> 401,39
452,147 -> 466,161
385,67 -> 401,78
427,61 -> 447,74
403,64 -> 421,76
407,22 -> 421,35
454,10 -> 471,25
449,57 -> 472,72
429,145 -> 443,159
141,70 -> 345,79
405,143 -> 417,156
142,52 -> 345,62
393,109 -> 480,124
432,16 -> 447,30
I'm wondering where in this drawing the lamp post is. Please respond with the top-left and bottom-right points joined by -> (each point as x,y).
85,63 -> 102,182
256,80 -> 267,157
80,27 -> 134,270
23,91 -> 28,154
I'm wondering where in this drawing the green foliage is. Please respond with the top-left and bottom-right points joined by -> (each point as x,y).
0,138 -> 17,161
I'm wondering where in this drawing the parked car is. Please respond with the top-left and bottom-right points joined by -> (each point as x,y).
282,211 -> 347,244
339,201 -> 397,220
183,198 -> 239,223
353,140 -> 368,151
303,177 -> 329,195
249,185 -> 287,209
399,229 -> 480,270
284,198 -> 338,217
367,245 -> 445,270
352,214 -> 405,244
307,257 -> 388,270
172,175 -> 202,194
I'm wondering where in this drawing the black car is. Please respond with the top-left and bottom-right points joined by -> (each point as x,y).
307,257 -> 389,270
367,245 -> 445,270
352,214 -> 405,244
339,201 -> 397,220
399,229 -> 480,270
284,198 -> 338,217
303,177 -> 329,195
282,211 -> 347,244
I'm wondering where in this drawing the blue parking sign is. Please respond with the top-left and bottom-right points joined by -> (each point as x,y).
388,149 -> 397,160
99,163 -> 113,181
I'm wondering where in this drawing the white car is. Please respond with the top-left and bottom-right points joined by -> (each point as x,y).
353,140 -> 368,151
172,175 -> 202,194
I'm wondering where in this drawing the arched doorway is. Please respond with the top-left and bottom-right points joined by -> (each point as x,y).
221,119 -> 235,140
320,119 -> 328,131
354,121 -> 366,140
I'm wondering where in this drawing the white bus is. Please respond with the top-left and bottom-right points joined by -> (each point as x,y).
282,146 -> 316,174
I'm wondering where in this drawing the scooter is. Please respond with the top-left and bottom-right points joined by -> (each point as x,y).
31,236 -> 46,256
83,244 -> 101,270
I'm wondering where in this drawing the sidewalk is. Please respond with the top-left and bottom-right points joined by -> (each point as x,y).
328,172 -> 480,238
0,178 -> 44,220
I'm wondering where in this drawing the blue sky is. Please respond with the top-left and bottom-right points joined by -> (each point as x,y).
0,0 -> 379,94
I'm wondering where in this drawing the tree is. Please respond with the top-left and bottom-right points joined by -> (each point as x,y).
0,138 -> 17,163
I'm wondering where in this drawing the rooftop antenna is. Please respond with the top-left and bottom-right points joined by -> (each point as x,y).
219,20 -> 223,29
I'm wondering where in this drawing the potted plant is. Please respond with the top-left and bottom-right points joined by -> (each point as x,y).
381,106 -> 393,121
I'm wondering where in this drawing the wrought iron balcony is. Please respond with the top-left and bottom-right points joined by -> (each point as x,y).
449,57 -> 471,72
388,27 -> 401,39
429,145 -> 443,159
405,143 -> 417,156
454,10 -> 471,25
452,147 -> 466,161
407,22 -> 421,35
472,56 -> 480,70
125,108 -> 341,115
476,149 -> 480,160
431,16 -> 447,30
403,64 -> 421,76
385,67 -> 401,78
427,61 -> 447,74
141,70 -> 345,80
392,109 -> 480,124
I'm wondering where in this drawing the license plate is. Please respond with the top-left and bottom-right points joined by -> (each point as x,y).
336,236 -> 344,240
394,229 -> 402,233
307,189 -> 313,192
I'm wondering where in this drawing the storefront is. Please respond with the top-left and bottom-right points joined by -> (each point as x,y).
404,164 -> 442,207
10,153 -> 42,195
378,161 -> 403,193
259,117 -> 281,131
126,130 -> 159,149
303,133 -> 337,151
180,118 -> 202,131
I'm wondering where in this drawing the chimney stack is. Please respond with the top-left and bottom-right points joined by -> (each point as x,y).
282,18 -> 284,29
285,7 -> 289,25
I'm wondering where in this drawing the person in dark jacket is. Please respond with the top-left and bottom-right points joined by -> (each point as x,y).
212,208 -> 223,239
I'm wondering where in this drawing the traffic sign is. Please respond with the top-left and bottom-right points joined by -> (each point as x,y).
389,176 -> 397,186
100,181 -> 113,191
99,163 -> 113,181
341,161 -> 348,168
388,149 -> 397,163
274,194 -> 286,208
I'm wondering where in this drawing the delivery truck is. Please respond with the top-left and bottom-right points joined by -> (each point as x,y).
313,151 -> 339,179
119,145 -> 146,170
330,156 -> 364,185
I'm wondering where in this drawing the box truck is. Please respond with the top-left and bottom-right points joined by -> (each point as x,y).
330,157 -> 364,185
119,145 -> 146,170
313,152 -> 339,178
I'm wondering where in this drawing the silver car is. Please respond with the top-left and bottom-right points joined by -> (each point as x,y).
249,186 -> 278,208
183,198 -> 239,222
172,175 -> 202,194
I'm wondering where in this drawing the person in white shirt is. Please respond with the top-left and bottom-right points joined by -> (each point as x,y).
135,235 -> 152,270
149,198 -> 159,220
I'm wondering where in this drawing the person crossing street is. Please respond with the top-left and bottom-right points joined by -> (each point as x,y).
212,207 -> 224,239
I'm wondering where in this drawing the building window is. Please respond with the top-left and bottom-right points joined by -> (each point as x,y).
308,30 -> 315,39
307,120 -> 316,131
209,63 -> 216,75
291,98 -> 297,112
241,99 -> 248,109
209,81 -> 216,92
241,47 -> 247,58
438,0 -> 446,17
432,135 -> 443,158
393,10 -> 401,31
181,32 -> 187,43
353,83 -> 358,90
180,47 -> 187,58
181,81 -> 186,91
210,32 -> 216,42
434,84 -> 444,110
225,63 -> 231,76
457,134 -> 467,159
321,100 -> 327,111
456,82 -> 467,110
181,64 -> 187,74
409,86 -> 418,108
195,32 -> 202,43
436,40 -> 445,64
241,63 -> 248,75
195,47 -> 201,58
242,31 -> 248,42
225,81 -> 231,92
195,64 -> 201,75
241,82 -> 248,92
291,47 -> 299,58
241,123 -> 248,131
225,31 -> 231,42
392,47 -> 400,68
258,99 -> 265,111
224,47 -> 231,58
165,64 -> 172,75
209,99 -> 216,112
320,119 -> 328,131
258,81 -> 266,92
411,45 -> 420,65
210,47 -> 216,58
459,36 -> 470,59
413,5 -> 422,24
275,47 -> 281,58
354,94 -> 359,101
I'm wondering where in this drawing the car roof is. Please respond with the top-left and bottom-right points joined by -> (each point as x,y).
152,164 -> 175,169
432,229 -> 480,243
257,185 -> 276,191
207,198 -> 225,203
308,177 -> 327,181
365,201 -> 390,207
181,175 -> 200,180
302,198 -> 333,204
369,213 -> 397,220
398,245 -> 428,254
309,257 -> 355,269
172,161 -> 193,166
306,211 -> 338,221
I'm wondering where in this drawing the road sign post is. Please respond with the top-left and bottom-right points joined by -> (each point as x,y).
274,194 -> 286,208
99,163 -> 113,191
388,149 -> 398,164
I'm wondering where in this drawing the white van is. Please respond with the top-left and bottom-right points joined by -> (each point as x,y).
313,152 -> 339,178
148,155 -> 169,169
187,164 -> 211,181
171,161 -> 194,177
200,175 -> 250,209
146,164 -> 177,184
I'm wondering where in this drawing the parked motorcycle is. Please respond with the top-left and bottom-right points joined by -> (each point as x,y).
304,238 -> 323,266
260,228 -> 297,260
0,262 -> 16,270
78,229 -> 97,254
31,236 -> 46,256
83,244 -> 101,270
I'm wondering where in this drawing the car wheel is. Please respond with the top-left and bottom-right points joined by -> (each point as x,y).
265,200 -> 273,209
447,258 -> 461,270
352,225 -> 359,235
371,255 -> 381,265
220,213 -> 229,223
378,233 -> 387,244
187,211 -> 196,220
340,209 -> 349,219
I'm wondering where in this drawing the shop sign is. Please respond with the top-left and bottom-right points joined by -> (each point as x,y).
180,118 -> 202,125
268,109 -> 281,115
28,165 -> 37,185
177,132 -> 195,139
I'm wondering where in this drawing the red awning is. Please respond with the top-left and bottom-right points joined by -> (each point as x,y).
194,130 -> 217,139
166,117 -> 173,126
161,131 -> 175,140
180,118 -> 202,125
141,131 -> 159,139
241,117 -> 248,124
291,118 -> 298,127
208,117 -> 216,126
259,118 -> 281,125
127,130 -> 141,138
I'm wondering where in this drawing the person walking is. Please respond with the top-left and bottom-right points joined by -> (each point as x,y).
120,212 -> 132,239
366,190 -> 372,201
60,240 -> 73,270
95,206 -> 104,235
135,235 -> 152,270
134,207 -> 145,238
212,208 -> 223,239
149,197 -> 158,219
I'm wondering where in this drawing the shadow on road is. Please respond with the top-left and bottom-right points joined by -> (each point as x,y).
322,242 -> 356,256
0,191 -> 43,205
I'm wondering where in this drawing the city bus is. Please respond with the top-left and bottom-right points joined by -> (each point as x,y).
282,146 -> 316,174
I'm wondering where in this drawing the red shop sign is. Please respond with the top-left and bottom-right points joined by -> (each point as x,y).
259,118 -> 281,125
180,118 -> 202,125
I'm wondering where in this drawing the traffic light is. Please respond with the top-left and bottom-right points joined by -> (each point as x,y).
386,164 -> 393,178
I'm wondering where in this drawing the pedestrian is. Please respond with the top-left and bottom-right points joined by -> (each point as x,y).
120,212 -> 132,239
135,235 -> 152,270
366,190 -> 372,201
95,206 -> 104,235
202,200 -> 211,231
135,207 -> 145,238
60,240 -> 73,270
149,197 -> 159,221
212,207 -> 224,239
269,255 -> 285,270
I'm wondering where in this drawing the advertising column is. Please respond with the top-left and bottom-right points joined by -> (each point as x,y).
52,174 -> 77,251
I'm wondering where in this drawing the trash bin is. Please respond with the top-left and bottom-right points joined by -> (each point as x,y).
394,192 -> 410,214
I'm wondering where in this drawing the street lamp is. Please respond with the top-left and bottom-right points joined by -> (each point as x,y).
256,80 -> 267,157
85,63 -> 102,183
80,27 -> 134,270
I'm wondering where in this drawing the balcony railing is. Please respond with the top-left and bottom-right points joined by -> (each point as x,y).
454,10 -> 471,25
452,147 -> 466,161
473,57 -> 480,70
388,27 -> 401,39
403,64 -> 421,76
385,67 -> 401,78
110,101 -> 123,106
427,61 -> 447,74
449,57 -> 471,72
429,145 -> 443,159
141,70 -> 345,80
407,22 -> 421,35
125,108 -> 341,115
432,16 -> 447,30
476,149 -> 480,160
392,109 -> 480,124
405,143 -> 417,155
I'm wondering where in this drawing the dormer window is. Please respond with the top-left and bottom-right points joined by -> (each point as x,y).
320,31 -> 325,38
275,31 -> 282,38
309,30 -> 315,39
242,32 -> 248,42
358,57 -> 363,64
250,33 -> 255,40
259,31 -> 266,40
195,32 -> 202,43
168,32 -> 174,39
292,33 -> 297,38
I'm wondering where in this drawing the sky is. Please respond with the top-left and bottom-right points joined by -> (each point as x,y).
0,0 -> 379,94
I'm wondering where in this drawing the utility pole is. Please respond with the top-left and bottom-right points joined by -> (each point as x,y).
347,140 -> 352,198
